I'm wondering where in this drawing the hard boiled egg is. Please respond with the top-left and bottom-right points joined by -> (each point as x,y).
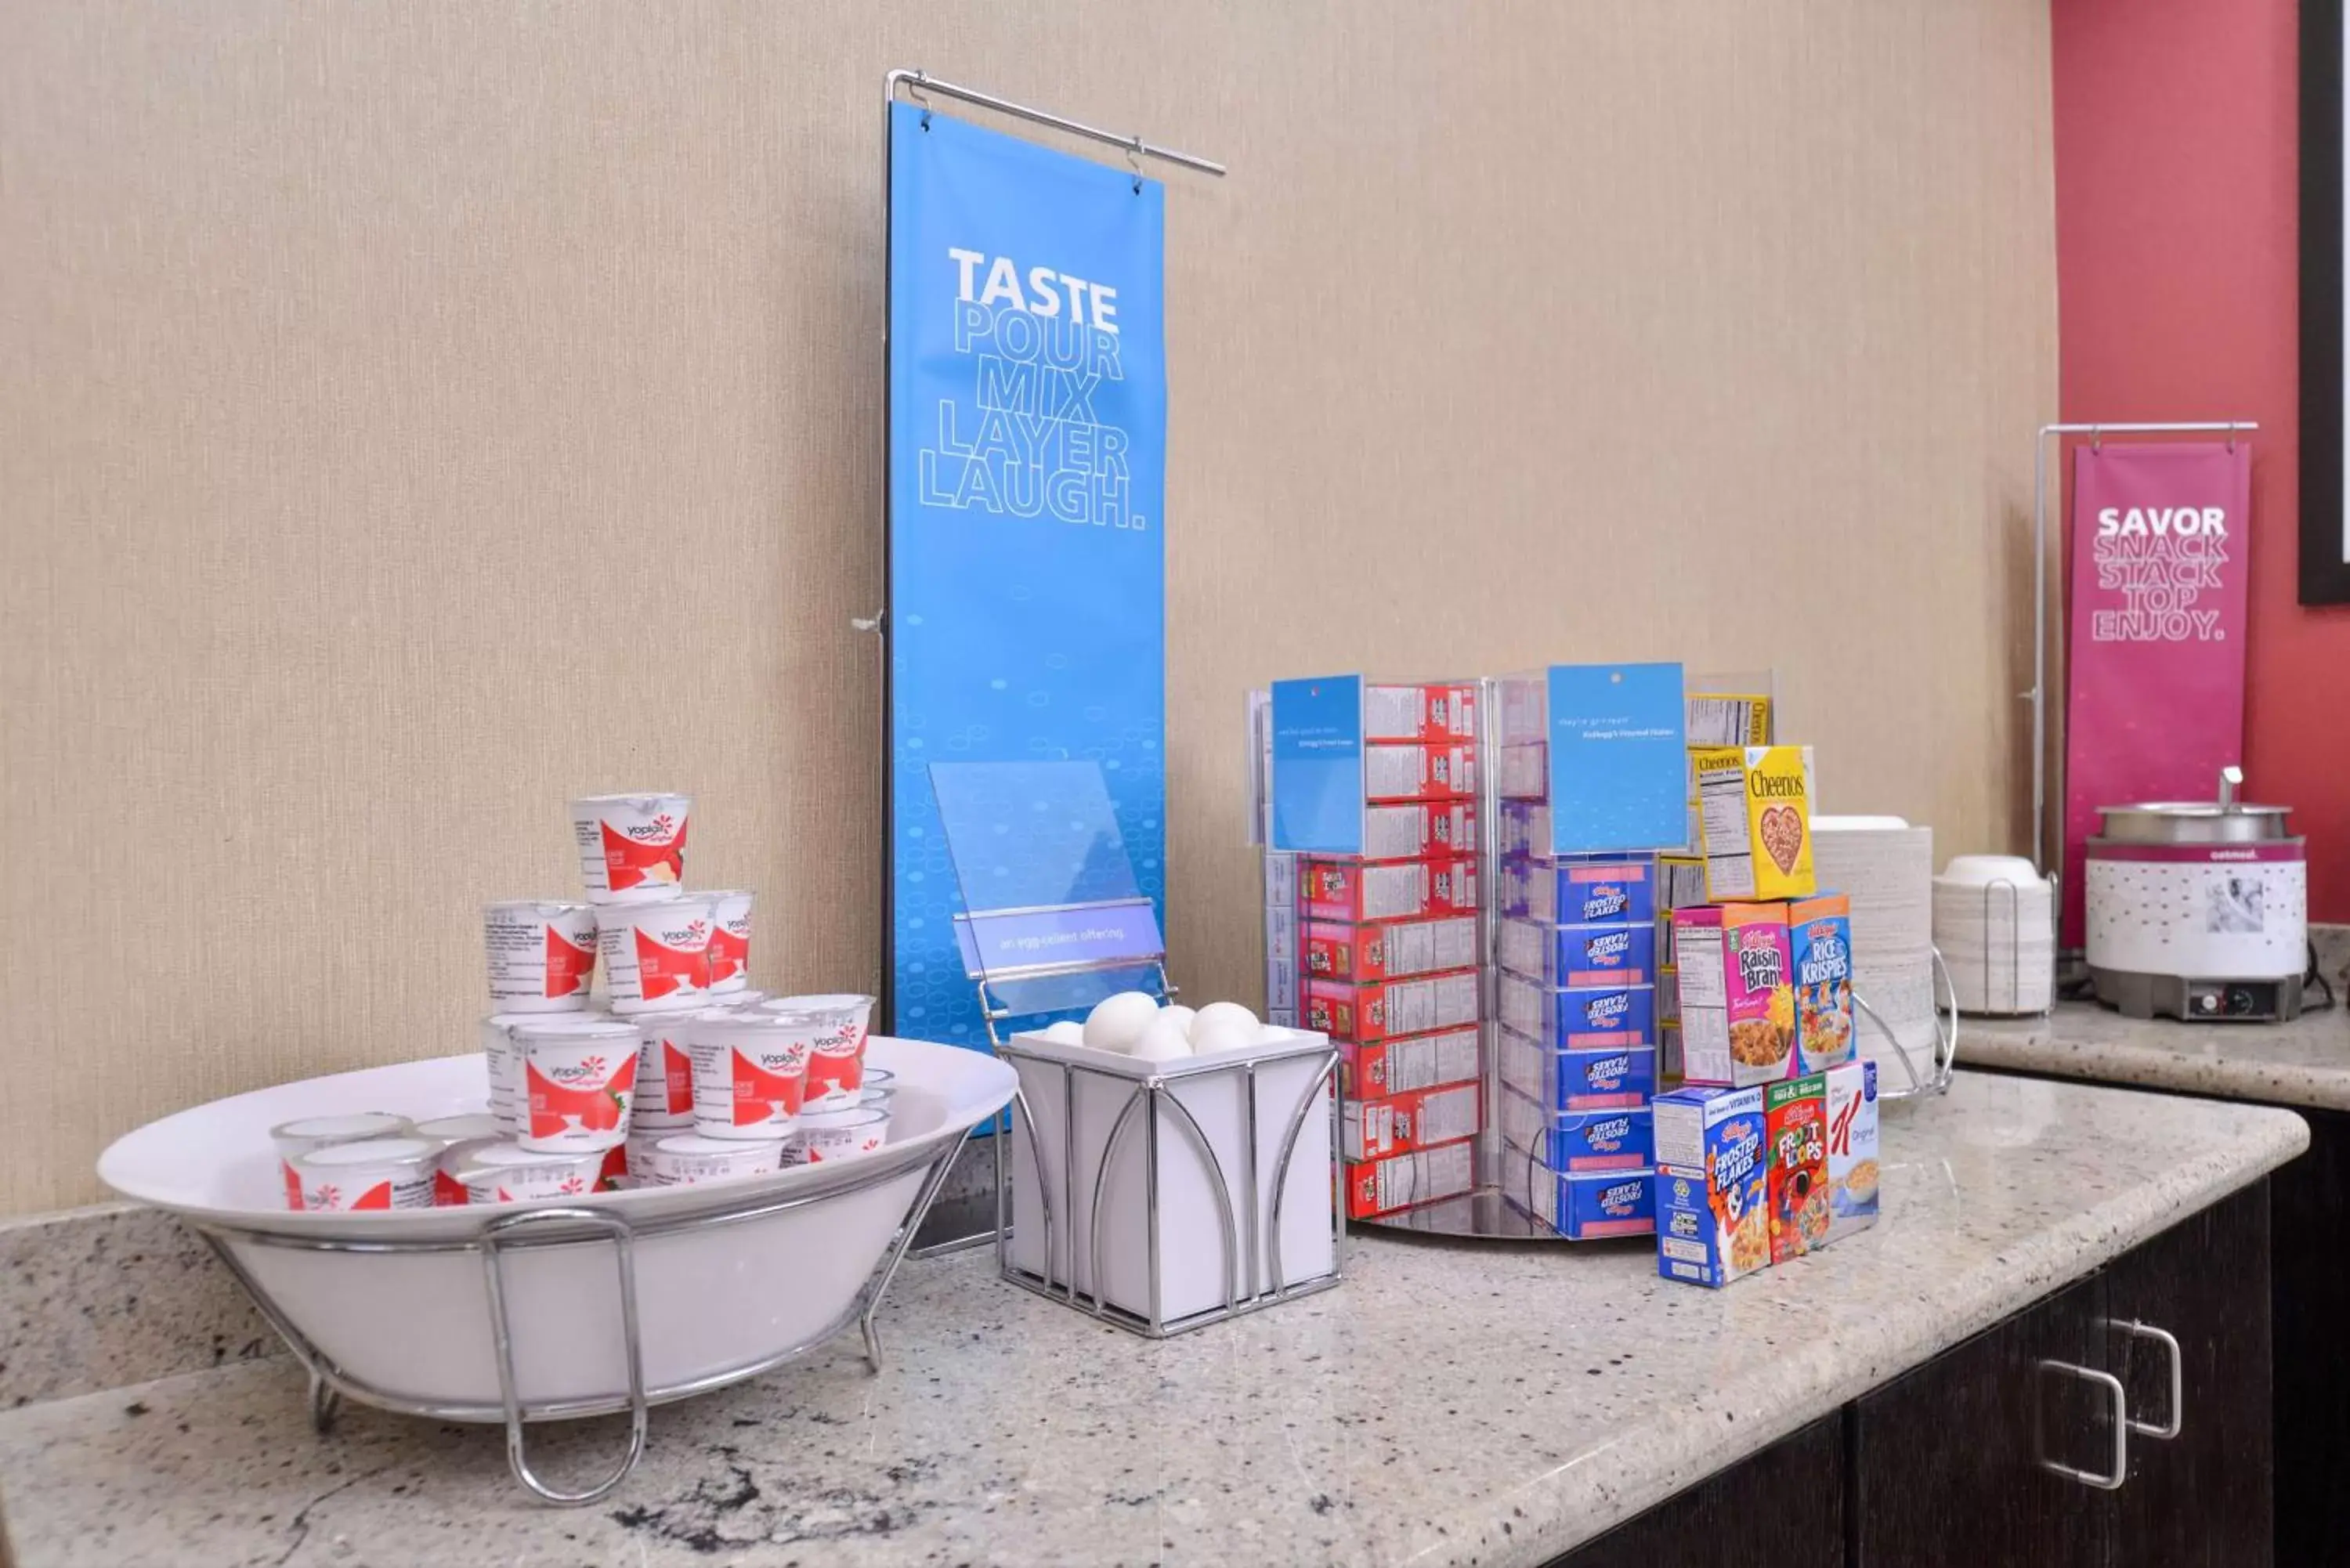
1082,992 -> 1161,1054
1128,1013 -> 1194,1062
1039,1020 -> 1086,1045
1189,1018 -> 1258,1057
1188,1001 -> 1260,1043
1160,1004 -> 1198,1037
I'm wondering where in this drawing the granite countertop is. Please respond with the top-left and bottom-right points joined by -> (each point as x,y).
1964,1000 -> 2350,1111
0,1071 -> 2306,1568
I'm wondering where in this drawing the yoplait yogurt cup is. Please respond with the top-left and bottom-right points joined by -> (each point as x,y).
688,1011 -> 821,1140
514,1017 -> 640,1153
292,1137 -> 439,1212
455,1143 -> 606,1205
270,1113 -> 414,1210
570,793 -> 691,905
705,891 -> 754,994
764,993 -> 873,1105
627,1011 -> 707,1133
787,1106 -> 890,1166
596,896 -> 716,1015
429,1135 -> 501,1205
645,1133 -> 785,1187
482,901 -> 598,1012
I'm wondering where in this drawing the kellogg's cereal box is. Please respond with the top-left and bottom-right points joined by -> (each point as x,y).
1497,919 -> 1657,988
1764,1074 -> 1828,1265
1498,1026 -> 1656,1111
1499,858 -> 1657,924
1692,745 -> 1816,901
1343,1137 -> 1477,1219
1654,1086 -> 1770,1288
1824,1058 -> 1880,1242
1788,892 -> 1855,1073
1675,904 -> 1796,1089
1524,1164 -> 1656,1240
1498,799 -> 1550,860
1337,1026 -> 1481,1100
1496,972 -> 1656,1049
1499,1089 -> 1653,1171
1363,799 -> 1479,860
1341,1081 -> 1483,1162
1303,968 -> 1479,1043
1364,742 -> 1478,804
1362,681 -> 1479,742
1303,914 -> 1480,982
1299,857 -> 1479,923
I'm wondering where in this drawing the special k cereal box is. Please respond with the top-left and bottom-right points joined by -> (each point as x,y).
1788,892 -> 1855,1073
1654,1086 -> 1770,1288
1674,904 -> 1796,1089
1298,857 -> 1479,922
1303,914 -> 1480,983
1303,969 -> 1479,1043
1363,681 -> 1479,742
1363,800 -> 1479,860
1764,1074 -> 1828,1265
1692,745 -> 1816,901
1337,1025 -> 1481,1100
1344,1138 -> 1477,1219
1824,1058 -> 1880,1242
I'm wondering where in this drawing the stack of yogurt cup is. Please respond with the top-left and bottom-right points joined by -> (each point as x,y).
269,791 -> 891,1212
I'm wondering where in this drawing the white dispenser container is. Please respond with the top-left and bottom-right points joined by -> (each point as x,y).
998,1025 -> 1340,1336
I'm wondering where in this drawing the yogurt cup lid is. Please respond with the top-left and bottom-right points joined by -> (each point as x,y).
483,898 -> 591,915
573,791 -> 690,807
766,993 -> 876,1012
511,1016 -> 638,1042
653,1134 -> 774,1157
799,1106 -> 888,1130
696,1011 -> 826,1041
461,1141 -> 596,1172
296,1136 -> 439,1169
414,1114 -> 502,1142
271,1112 -> 410,1142
595,894 -> 715,924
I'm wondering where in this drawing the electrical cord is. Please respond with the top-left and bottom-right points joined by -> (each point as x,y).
2306,938 -> 2338,1013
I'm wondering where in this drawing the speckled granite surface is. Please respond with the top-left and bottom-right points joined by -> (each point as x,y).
0,1072 -> 2305,1568
1965,1001 -> 2350,1111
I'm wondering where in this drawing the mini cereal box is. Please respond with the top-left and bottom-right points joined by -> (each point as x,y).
1674,904 -> 1796,1088
1298,857 -> 1479,923
1499,858 -> 1656,924
1341,1081 -> 1482,1162
1303,914 -> 1480,982
1337,1026 -> 1481,1100
1497,919 -> 1658,988
1364,742 -> 1478,803
1824,1058 -> 1880,1242
1303,968 -> 1480,1043
1654,1086 -> 1770,1288
1692,745 -> 1816,901
1497,1026 -> 1656,1111
1344,1137 -> 1477,1218
1363,800 -> 1479,860
1764,1074 -> 1829,1265
1362,681 -> 1480,742
1526,1165 -> 1657,1240
1788,892 -> 1855,1073
1496,972 -> 1656,1049
1499,1089 -> 1654,1171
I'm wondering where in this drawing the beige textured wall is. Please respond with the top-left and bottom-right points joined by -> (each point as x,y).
0,1 -> 2055,1213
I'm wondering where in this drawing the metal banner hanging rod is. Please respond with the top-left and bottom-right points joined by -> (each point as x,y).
886,69 -> 1227,178
2026,418 -> 2259,881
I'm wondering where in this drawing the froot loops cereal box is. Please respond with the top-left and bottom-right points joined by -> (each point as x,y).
1788,893 -> 1855,1073
1654,1085 -> 1770,1288
1764,1073 -> 1828,1266
1692,745 -> 1815,901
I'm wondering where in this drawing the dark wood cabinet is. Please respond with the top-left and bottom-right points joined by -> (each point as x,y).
2269,1104 -> 2350,1568
1552,1182 -> 2274,1567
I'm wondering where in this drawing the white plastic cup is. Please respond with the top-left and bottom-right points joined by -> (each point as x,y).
570,793 -> 692,905
622,1129 -> 669,1183
486,1012 -> 619,1135
430,1135 -> 500,1205
291,1137 -> 439,1212
788,1106 -> 891,1166
706,891 -> 754,994
514,1017 -> 640,1152
481,900 -> 598,1011
689,1011 -> 822,1140
270,1113 -> 414,1211
455,1143 -> 606,1205
628,1012 -> 711,1131
646,1133 -> 786,1187
414,1113 -> 501,1145
596,896 -> 716,1015
710,988 -> 768,1010
766,993 -> 874,1105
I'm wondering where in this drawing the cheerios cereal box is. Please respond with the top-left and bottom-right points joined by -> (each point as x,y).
1824,1058 -> 1880,1243
1692,745 -> 1816,901
1787,892 -> 1855,1073
1674,903 -> 1797,1089
1764,1073 -> 1828,1265
1654,1085 -> 1770,1288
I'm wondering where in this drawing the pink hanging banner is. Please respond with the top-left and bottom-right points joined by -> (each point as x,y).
2062,442 -> 2251,945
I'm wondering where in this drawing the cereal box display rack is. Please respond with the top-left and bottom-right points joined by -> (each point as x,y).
96,790 -> 1017,1505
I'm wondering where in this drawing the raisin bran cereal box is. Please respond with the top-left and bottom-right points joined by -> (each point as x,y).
1654,1086 -> 1770,1288
1303,914 -> 1480,982
1691,745 -> 1816,901
1824,1058 -> 1880,1242
1764,1073 -> 1829,1265
1337,1025 -> 1481,1100
1673,904 -> 1796,1089
1788,892 -> 1856,1073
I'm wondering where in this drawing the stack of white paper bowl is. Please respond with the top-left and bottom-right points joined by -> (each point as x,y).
1813,816 -> 1938,1082
1933,854 -> 2055,1016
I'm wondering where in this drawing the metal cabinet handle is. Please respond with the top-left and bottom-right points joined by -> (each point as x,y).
2037,1358 -> 2129,1490
2110,1319 -> 2184,1440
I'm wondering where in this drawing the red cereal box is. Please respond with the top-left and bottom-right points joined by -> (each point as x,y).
1363,799 -> 1479,860
1304,968 -> 1480,1043
1340,1082 -> 1483,1162
1304,914 -> 1480,983
1364,742 -> 1478,804
1344,1138 -> 1477,1218
1363,682 -> 1480,742
1764,1073 -> 1828,1265
1337,1026 -> 1482,1100
1299,857 -> 1479,923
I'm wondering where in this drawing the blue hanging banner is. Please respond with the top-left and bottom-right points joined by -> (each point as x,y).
886,102 -> 1169,1049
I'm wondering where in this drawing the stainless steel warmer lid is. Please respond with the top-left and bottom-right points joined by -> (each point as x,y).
2095,766 -> 2295,845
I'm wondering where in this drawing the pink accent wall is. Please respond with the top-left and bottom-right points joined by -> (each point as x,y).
2053,0 -> 2350,920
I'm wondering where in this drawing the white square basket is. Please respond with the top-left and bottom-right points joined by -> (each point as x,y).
995,1025 -> 1340,1336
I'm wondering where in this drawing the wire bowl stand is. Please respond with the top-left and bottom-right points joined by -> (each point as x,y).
1854,945 -> 1961,1101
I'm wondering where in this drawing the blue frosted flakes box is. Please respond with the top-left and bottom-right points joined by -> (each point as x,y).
1498,919 -> 1658,988
1654,1085 -> 1770,1288
1497,1025 -> 1655,1111
1512,1157 -> 1656,1239
1498,858 -> 1657,924
1497,972 -> 1656,1050
1499,1088 -> 1654,1171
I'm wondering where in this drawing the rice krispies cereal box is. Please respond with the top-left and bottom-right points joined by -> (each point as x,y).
1298,857 -> 1479,923
1788,892 -> 1856,1073
1362,681 -> 1479,742
1341,1081 -> 1482,1162
1303,968 -> 1479,1043
1344,1137 -> 1477,1218
1692,745 -> 1816,901
1498,919 -> 1657,988
1824,1058 -> 1880,1242
1497,1026 -> 1656,1111
1764,1074 -> 1828,1265
1303,913 -> 1480,982
1654,1086 -> 1770,1288
1337,1025 -> 1481,1100
1674,904 -> 1796,1089
1499,858 -> 1656,924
